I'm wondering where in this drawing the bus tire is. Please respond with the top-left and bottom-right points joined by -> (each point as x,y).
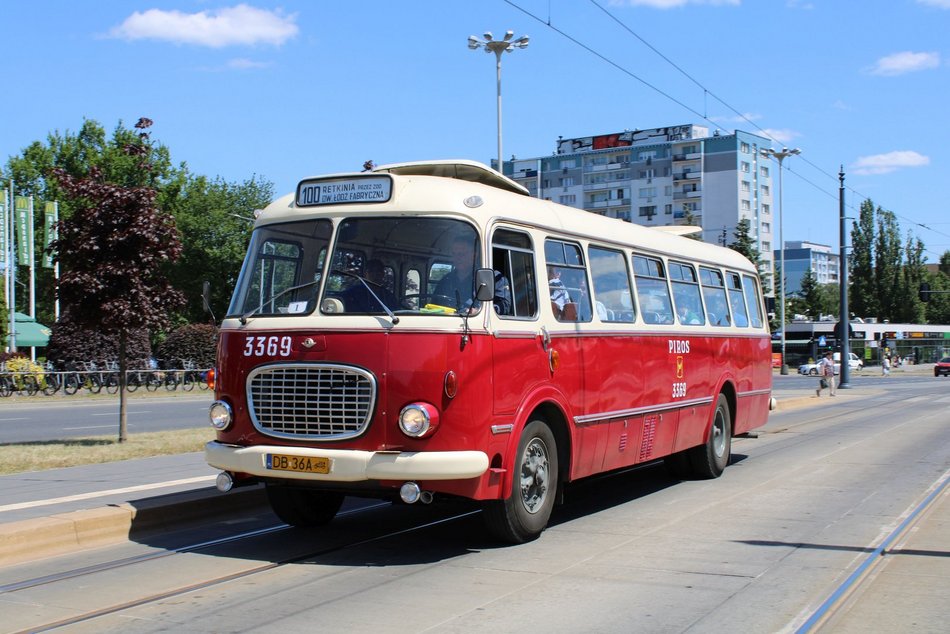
483,419 -> 558,544
687,393 -> 732,479
265,485 -> 344,527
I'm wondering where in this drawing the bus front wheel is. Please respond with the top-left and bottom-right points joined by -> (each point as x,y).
265,485 -> 344,528
483,420 -> 558,544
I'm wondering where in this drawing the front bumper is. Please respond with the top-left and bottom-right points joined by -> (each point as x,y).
205,441 -> 490,483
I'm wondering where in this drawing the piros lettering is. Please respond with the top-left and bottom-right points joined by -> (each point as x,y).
668,339 -> 690,354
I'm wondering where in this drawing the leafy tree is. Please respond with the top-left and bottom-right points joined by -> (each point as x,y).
728,218 -> 770,290
3,119 -> 179,328
893,233 -> 926,323
50,118 -> 184,441
924,270 -> 950,324
798,268 -> 820,318
939,250 -> 950,277
849,199 -> 877,320
874,209 -> 903,321
165,175 -> 271,322
46,322 -> 151,369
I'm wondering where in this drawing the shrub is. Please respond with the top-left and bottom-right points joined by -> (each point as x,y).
156,323 -> 217,369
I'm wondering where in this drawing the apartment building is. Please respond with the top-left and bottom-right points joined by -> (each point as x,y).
778,241 -> 840,295
505,124 -> 776,288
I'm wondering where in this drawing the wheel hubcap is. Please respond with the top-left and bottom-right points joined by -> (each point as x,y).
712,410 -> 726,457
520,438 -> 549,514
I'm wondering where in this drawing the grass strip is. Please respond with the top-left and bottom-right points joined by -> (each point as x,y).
0,428 -> 215,475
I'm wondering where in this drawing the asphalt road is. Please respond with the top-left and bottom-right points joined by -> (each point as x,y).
3,375 -> 947,632
0,393 -> 211,443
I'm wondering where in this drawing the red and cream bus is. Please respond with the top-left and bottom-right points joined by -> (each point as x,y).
205,160 -> 774,543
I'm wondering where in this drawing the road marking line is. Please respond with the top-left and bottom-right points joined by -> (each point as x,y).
0,476 -> 217,513
0,418 -> 30,422
92,411 -> 150,417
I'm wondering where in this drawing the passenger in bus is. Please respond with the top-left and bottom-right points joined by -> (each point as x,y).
677,302 -> 702,325
548,266 -> 571,310
435,237 -> 511,314
342,259 -> 397,312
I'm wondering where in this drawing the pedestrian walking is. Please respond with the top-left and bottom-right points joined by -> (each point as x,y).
816,351 -> 836,397
882,355 -> 890,377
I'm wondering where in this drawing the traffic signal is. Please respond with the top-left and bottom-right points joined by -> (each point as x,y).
919,283 -> 930,303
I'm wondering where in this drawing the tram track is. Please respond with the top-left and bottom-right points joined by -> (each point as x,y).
794,468 -> 950,633
8,502 -> 479,633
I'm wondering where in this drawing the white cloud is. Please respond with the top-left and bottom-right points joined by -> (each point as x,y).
760,128 -> 800,144
916,0 -> 950,8
869,51 -> 940,76
227,58 -> 270,70
851,151 -> 929,175
110,4 -> 298,48
609,0 -> 739,8
832,100 -> 852,111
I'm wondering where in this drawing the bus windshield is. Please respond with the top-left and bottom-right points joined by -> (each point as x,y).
227,216 -> 483,319
227,219 -> 332,318
323,217 -> 481,315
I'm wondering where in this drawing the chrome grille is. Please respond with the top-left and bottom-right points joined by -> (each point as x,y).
247,364 -> 376,440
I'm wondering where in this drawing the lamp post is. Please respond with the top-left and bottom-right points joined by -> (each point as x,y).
467,30 -> 529,174
760,147 -> 800,375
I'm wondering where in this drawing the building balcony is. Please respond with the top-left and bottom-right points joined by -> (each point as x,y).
673,190 -> 702,200
673,172 -> 701,181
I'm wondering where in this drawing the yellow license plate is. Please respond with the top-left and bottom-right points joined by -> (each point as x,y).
266,453 -> 330,474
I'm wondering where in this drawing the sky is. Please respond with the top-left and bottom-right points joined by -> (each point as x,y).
2,0 -> 949,262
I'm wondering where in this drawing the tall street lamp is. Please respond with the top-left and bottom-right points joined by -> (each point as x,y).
467,30 -> 529,174
760,146 -> 800,375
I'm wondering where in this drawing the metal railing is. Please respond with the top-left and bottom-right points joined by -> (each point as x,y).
0,362 -> 212,397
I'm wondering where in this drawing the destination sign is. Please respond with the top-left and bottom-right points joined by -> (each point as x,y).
296,176 -> 392,207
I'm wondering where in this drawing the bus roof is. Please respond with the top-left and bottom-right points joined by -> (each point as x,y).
261,160 -> 758,274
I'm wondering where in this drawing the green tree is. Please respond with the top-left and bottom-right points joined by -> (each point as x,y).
939,250 -> 950,276
893,233 -> 926,323
165,175 -> 272,323
51,118 -> 184,442
924,270 -> 950,324
728,218 -> 770,291
849,199 -> 877,320
3,119 -> 179,328
874,209 -> 903,321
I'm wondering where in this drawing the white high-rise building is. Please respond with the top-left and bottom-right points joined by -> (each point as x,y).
505,124 -> 776,290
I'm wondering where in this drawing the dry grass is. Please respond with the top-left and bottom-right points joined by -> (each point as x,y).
0,428 -> 215,475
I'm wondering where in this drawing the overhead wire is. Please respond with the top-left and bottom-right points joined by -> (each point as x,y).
503,0 -> 948,258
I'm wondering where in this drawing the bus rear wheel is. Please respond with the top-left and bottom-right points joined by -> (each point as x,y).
483,419 -> 558,544
265,485 -> 344,527
665,393 -> 732,480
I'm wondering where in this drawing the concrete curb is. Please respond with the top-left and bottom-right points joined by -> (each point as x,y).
0,486 -> 268,567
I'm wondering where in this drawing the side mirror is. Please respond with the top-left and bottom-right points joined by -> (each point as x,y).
474,268 -> 495,302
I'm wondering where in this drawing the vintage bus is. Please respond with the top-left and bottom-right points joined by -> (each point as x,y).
205,160 -> 774,543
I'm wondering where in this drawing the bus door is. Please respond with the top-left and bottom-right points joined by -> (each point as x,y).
489,229 -> 547,417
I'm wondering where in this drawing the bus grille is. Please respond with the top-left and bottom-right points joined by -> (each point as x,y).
247,364 -> 376,440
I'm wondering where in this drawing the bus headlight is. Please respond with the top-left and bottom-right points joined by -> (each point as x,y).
209,400 -> 233,430
398,402 -> 440,438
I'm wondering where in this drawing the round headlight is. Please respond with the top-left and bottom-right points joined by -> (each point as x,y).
399,402 -> 440,438
209,400 -> 233,430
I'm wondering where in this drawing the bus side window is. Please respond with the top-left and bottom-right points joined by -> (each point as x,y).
545,239 -> 592,322
742,274 -> 764,328
633,255 -> 674,325
726,271 -> 750,327
670,261 -> 705,326
589,245 -> 635,322
700,266 -> 731,326
492,228 -> 538,319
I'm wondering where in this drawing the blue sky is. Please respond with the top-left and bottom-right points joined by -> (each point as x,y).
2,1 -> 949,261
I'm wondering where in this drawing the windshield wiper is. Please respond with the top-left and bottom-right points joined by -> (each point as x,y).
331,269 -> 400,325
240,279 -> 321,325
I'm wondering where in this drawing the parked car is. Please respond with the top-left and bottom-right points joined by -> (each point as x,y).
798,352 -> 862,376
935,357 -> 950,377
